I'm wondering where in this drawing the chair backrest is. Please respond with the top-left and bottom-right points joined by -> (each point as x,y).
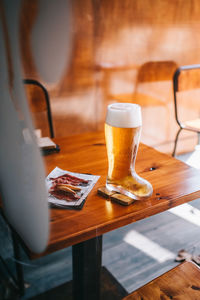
173,64 -> 200,92
173,64 -> 200,126
23,79 -> 54,138
136,60 -> 178,84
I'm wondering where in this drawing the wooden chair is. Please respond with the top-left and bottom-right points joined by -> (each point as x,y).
23,79 -> 54,138
172,64 -> 200,156
108,61 -> 178,108
123,261 -> 200,300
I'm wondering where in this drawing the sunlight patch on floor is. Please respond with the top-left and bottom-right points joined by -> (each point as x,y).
169,203 -> 200,227
124,230 -> 175,263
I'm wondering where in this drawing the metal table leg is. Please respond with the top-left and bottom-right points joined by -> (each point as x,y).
72,235 -> 102,300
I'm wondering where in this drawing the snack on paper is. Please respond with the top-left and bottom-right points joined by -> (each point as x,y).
46,167 -> 100,209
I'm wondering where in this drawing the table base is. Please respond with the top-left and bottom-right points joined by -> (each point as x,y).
28,266 -> 128,300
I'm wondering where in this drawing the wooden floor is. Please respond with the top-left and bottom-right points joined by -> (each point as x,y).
1,152 -> 200,300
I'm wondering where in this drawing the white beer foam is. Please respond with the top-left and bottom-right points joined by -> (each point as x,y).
106,103 -> 142,128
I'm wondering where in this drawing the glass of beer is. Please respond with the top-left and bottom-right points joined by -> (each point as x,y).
105,103 -> 153,200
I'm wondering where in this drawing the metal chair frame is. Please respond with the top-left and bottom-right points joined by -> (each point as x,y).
0,209 -> 25,296
23,79 -> 54,138
172,64 -> 200,157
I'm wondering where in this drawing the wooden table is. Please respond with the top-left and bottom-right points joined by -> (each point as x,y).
30,131 -> 200,300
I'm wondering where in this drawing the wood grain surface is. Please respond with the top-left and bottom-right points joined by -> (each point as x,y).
123,261 -> 200,300
29,131 -> 200,258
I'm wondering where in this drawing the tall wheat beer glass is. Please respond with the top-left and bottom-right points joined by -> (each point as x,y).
105,103 -> 153,200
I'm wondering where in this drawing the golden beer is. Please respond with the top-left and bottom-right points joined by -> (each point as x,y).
105,103 -> 153,200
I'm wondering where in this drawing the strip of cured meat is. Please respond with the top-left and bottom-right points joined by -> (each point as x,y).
50,190 -> 80,201
50,173 -> 88,186
49,173 -> 88,201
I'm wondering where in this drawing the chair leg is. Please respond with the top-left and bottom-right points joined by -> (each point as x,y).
172,128 -> 182,157
197,132 -> 200,145
11,232 -> 25,296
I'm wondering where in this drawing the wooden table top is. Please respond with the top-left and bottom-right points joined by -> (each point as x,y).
31,131 -> 200,258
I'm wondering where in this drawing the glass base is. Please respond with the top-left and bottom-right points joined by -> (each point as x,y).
106,173 -> 153,200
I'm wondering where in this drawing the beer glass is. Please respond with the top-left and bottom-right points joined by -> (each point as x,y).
105,103 -> 153,200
